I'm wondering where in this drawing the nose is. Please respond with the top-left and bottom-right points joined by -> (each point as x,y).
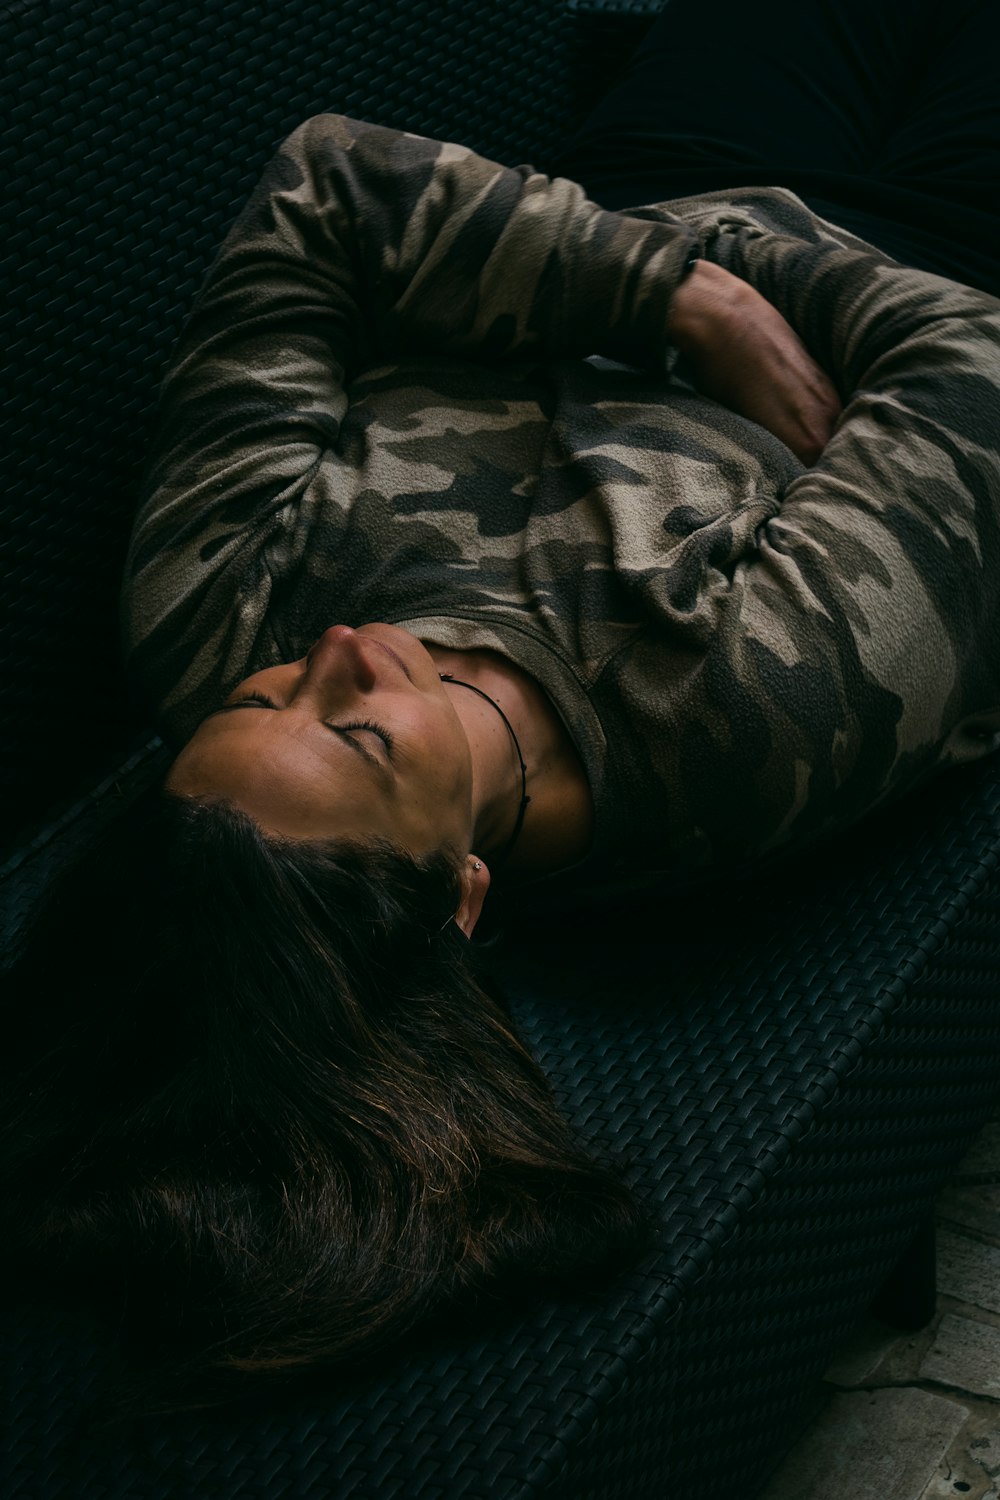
303,625 -> 377,693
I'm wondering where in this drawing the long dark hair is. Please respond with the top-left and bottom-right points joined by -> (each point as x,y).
0,785 -> 652,1427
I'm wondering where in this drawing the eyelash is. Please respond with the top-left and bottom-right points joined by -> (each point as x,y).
333,718 -> 396,759
232,694 -> 395,759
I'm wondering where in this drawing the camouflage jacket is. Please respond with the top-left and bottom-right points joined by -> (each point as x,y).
121,113 -> 1000,897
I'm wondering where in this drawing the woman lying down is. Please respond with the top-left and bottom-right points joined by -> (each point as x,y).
4,5 -> 1000,1427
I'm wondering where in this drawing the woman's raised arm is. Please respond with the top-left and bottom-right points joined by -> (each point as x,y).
120,113 -> 701,744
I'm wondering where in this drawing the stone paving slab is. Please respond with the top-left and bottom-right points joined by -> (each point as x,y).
919,1312 -> 1000,1399
966,1426 -> 1000,1479
939,1186 -> 1000,1241
758,1388 -> 969,1500
759,1111 -> 1000,1500
938,1228 -> 1000,1317
915,1402 -> 1000,1500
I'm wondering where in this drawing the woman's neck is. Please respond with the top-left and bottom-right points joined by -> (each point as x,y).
425,644 -> 594,878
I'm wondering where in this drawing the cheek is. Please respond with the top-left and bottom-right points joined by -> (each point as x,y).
422,712 -> 473,805
403,699 -> 466,764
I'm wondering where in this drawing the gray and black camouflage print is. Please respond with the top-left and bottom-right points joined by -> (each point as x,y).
121,113 -> 1000,898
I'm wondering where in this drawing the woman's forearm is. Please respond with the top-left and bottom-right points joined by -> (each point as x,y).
666,258 -> 843,465
283,114 -> 703,372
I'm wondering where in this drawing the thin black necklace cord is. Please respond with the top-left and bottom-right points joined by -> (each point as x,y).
438,673 -> 531,869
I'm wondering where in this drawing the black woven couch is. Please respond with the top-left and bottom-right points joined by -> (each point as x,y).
5,2 -> 1000,1496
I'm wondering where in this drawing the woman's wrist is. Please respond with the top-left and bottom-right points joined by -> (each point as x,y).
666,256 -> 743,357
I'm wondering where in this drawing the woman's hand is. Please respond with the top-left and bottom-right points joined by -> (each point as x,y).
667,259 -> 843,466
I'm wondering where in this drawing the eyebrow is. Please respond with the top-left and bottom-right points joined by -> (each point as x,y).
202,698 -> 390,779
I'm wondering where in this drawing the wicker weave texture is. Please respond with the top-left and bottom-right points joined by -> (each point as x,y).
514,763 -> 1000,1495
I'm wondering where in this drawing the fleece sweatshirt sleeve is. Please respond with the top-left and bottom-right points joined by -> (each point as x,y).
670,218 -> 1000,865
120,112 -> 701,743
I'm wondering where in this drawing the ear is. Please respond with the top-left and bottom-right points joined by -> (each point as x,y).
453,854 -> 491,939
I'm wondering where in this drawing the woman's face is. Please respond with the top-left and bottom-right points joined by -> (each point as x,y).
166,624 -> 476,858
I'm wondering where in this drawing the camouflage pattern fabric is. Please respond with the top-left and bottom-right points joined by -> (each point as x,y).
121,113 -> 1000,896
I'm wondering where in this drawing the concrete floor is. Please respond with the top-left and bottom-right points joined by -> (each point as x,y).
759,1112 -> 1000,1500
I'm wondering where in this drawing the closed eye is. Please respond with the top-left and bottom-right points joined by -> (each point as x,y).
329,719 -> 395,760
229,691 -> 279,710
202,691 -> 280,721
203,695 -> 394,774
